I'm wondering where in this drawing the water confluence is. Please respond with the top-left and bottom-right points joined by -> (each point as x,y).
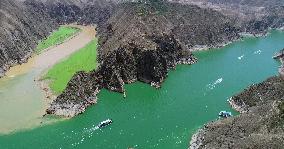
0,30 -> 284,149
0,25 -> 96,134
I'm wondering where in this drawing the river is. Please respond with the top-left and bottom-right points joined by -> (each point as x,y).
0,25 -> 96,134
0,30 -> 283,149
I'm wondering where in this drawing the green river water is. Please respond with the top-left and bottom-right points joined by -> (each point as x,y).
0,30 -> 284,149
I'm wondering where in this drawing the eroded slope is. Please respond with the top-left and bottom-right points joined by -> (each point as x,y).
0,0 -> 57,77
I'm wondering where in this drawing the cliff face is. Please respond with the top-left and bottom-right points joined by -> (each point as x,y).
0,0 -> 57,77
96,3 -> 239,89
190,76 -> 284,149
47,2 -> 240,116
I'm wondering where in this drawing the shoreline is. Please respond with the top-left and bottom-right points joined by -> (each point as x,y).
44,29 -> 283,118
188,27 -> 284,149
228,97 -> 247,113
188,98 -> 243,149
189,30 -> 274,52
36,25 -> 81,55
35,25 -> 84,104
189,76 -> 284,149
0,25 -> 80,79
37,25 -> 98,117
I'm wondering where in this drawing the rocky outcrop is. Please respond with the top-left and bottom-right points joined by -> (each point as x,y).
0,0 -> 58,77
47,2 -> 240,116
47,33 -> 198,116
46,71 -> 100,117
189,77 -> 284,148
273,48 -> 284,80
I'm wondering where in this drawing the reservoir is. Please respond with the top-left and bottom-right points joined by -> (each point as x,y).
0,30 -> 284,149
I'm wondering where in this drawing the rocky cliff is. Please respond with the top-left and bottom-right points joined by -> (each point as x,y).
47,2 -> 240,116
190,76 -> 284,149
0,0 -> 57,77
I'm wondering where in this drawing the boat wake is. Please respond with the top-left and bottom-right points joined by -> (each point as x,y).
70,119 -> 112,147
70,126 -> 100,147
84,126 -> 99,133
253,50 -> 262,55
206,78 -> 223,90
238,55 -> 245,60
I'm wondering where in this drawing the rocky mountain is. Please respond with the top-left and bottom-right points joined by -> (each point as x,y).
0,0 -> 57,77
171,0 -> 284,34
190,76 -> 284,149
47,2 -> 239,116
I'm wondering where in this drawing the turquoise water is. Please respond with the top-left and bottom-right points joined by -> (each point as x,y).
0,30 -> 284,149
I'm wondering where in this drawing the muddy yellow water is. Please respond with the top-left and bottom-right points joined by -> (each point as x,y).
0,25 -> 96,134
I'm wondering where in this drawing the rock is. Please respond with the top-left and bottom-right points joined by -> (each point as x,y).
190,76 -> 284,149
272,48 -> 284,80
46,71 -> 100,117
279,67 -> 284,80
48,2 -> 241,117
273,48 -> 284,60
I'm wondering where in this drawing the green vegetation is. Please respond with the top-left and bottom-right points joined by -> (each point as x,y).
36,26 -> 80,53
43,39 -> 98,94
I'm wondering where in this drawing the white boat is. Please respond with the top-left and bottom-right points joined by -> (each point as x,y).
218,111 -> 232,118
97,119 -> 113,128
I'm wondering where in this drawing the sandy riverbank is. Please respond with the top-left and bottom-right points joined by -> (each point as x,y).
0,25 -> 96,134
35,25 -> 97,102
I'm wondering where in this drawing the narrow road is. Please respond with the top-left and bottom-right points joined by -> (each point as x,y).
0,25 -> 96,134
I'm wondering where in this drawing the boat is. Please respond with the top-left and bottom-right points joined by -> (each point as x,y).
97,119 -> 113,128
218,111 -> 232,118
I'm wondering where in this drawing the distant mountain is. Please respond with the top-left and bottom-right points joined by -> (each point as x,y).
171,0 -> 284,34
